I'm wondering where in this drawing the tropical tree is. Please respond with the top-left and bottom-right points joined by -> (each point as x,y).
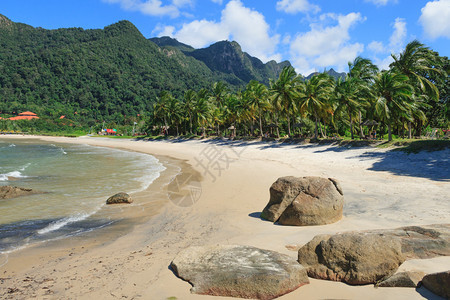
348,57 -> 379,137
389,41 -> 447,137
297,73 -> 335,139
373,71 -> 414,141
245,80 -> 270,137
183,89 -> 197,134
270,66 -> 301,136
333,76 -> 367,139
194,88 -> 211,136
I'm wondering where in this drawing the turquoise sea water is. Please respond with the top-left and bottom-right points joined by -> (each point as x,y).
0,138 -> 165,254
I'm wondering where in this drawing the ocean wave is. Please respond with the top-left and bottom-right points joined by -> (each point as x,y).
0,170 -> 28,181
37,213 -> 92,235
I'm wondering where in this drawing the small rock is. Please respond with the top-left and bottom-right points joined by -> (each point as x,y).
421,270 -> 450,299
106,192 -> 132,204
377,271 -> 425,287
171,244 -> 309,300
0,186 -> 42,199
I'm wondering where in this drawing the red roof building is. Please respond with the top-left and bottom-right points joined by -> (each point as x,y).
9,111 -> 39,120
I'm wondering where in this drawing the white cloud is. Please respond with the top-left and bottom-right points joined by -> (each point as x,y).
389,17 -> 407,51
419,0 -> 450,39
102,0 -> 193,18
211,0 -> 223,4
289,12 -> 365,75
364,0 -> 397,6
368,41 -> 385,53
157,0 -> 281,62
276,0 -> 320,14
367,17 -> 407,70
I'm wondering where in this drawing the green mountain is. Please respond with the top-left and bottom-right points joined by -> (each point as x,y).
305,68 -> 346,81
0,15 -> 293,123
0,15 -> 218,122
151,37 -> 291,85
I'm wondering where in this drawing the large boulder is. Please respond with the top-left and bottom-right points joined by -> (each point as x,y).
170,245 -> 309,300
297,224 -> 450,285
421,270 -> 450,299
0,186 -> 41,199
298,232 -> 405,285
261,176 -> 344,226
106,192 -> 132,204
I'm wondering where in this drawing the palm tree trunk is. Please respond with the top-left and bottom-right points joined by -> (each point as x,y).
359,111 -> 364,138
287,114 -> 291,137
319,119 -> 325,138
388,123 -> 392,141
259,108 -> 263,137
189,115 -> 193,134
314,113 -> 319,139
349,110 -> 354,140
408,121 -> 412,139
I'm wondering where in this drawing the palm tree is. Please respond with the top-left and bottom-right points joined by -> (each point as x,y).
333,76 -> 368,139
194,88 -> 212,136
270,66 -> 301,136
390,41 -> 444,138
245,80 -> 270,137
153,91 -> 171,134
183,89 -> 197,134
373,71 -> 414,141
348,57 -> 379,137
297,73 -> 335,139
390,40 -> 441,100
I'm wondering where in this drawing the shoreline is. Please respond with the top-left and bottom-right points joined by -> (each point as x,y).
0,135 -> 449,299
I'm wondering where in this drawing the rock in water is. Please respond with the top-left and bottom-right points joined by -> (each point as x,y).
0,186 -> 41,199
298,232 -> 405,284
421,271 -> 450,299
171,245 -> 309,299
106,192 -> 132,204
261,176 -> 344,226
377,271 -> 425,287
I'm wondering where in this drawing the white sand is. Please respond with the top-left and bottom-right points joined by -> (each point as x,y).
0,135 -> 449,299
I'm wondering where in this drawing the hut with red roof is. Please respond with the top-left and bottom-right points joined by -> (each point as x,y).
9,111 -> 39,121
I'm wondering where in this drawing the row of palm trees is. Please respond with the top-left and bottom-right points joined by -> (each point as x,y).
147,41 -> 448,141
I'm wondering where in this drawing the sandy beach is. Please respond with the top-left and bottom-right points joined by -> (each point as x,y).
0,135 -> 449,299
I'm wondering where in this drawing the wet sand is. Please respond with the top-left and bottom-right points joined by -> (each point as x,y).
0,135 -> 449,299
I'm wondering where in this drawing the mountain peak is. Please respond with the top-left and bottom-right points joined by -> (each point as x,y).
104,20 -> 141,37
0,14 -> 14,28
149,36 -> 194,51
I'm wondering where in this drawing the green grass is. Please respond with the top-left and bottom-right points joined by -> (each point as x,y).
377,139 -> 450,153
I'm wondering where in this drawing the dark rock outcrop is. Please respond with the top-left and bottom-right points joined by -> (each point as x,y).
297,224 -> 450,285
421,271 -> 450,299
0,186 -> 41,199
171,245 -> 309,299
106,192 -> 132,204
261,176 -> 344,226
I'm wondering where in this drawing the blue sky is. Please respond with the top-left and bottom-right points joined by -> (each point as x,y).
1,0 -> 449,76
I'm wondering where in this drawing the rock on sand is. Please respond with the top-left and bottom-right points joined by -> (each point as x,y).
170,244 -> 309,300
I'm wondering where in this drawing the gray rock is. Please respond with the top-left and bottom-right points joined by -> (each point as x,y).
377,271 -> 425,287
171,244 -> 309,299
106,192 -> 132,204
261,176 -> 344,226
0,185 -> 42,199
421,270 -> 450,299
297,224 -> 450,285
298,232 -> 405,285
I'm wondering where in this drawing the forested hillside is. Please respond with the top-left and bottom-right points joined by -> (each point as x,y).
0,14 -> 292,126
